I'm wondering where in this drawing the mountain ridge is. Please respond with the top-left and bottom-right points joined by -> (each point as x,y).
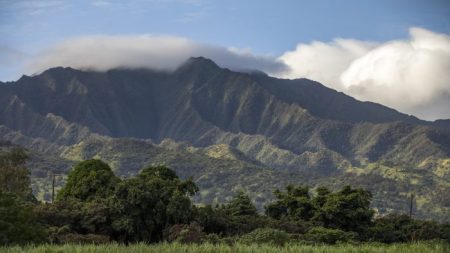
0,57 -> 449,221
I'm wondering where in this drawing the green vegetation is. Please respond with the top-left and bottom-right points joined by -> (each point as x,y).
1,154 -> 449,249
0,192 -> 45,245
239,228 -> 290,246
23,136 -> 450,223
0,148 -> 32,199
0,149 -> 45,245
1,62 -> 450,223
57,159 -> 119,201
1,242 -> 449,253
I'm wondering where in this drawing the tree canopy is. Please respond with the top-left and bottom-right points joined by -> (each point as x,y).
57,159 -> 120,201
0,192 -> 45,245
0,148 -> 31,199
1,157 -> 449,246
110,165 -> 198,242
223,191 -> 258,217
265,185 -> 374,235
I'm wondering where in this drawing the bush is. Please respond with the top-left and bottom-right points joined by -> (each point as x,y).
266,218 -> 310,234
202,233 -> 221,244
219,236 -> 239,245
304,227 -> 356,244
239,228 -> 291,246
167,223 -> 205,244
57,233 -> 110,244
44,225 -> 110,244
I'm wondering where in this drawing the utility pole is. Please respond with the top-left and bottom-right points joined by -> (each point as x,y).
51,174 -> 56,203
409,193 -> 414,218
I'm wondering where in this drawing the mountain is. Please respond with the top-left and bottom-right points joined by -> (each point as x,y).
0,57 -> 449,221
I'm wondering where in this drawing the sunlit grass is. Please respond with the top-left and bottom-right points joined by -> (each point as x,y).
1,242 -> 449,253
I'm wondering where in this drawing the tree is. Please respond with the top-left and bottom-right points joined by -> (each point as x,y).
195,205 -> 233,235
313,185 -> 374,234
109,166 -> 198,243
0,191 -> 45,245
41,163 -> 198,243
0,148 -> 31,199
35,198 -> 114,243
265,185 -> 314,221
266,185 -> 374,236
312,186 -> 331,209
57,159 -> 120,201
369,214 -> 449,243
198,191 -> 263,236
43,159 -> 120,242
224,191 -> 258,217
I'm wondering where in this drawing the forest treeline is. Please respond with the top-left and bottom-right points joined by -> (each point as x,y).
1,148 -> 449,246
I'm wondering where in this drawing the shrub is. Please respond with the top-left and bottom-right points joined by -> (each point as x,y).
202,233 -> 221,244
219,236 -> 239,245
304,227 -> 356,244
266,218 -> 310,234
44,225 -> 110,244
167,223 -> 205,244
57,233 -> 110,244
239,228 -> 291,246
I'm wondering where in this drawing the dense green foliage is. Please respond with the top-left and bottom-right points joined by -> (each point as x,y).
167,223 -> 205,244
0,149 -> 45,245
369,213 -> 450,243
265,185 -> 374,236
108,166 -> 198,243
33,162 -> 198,244
57,160 -> 119,201
314,186 -> 374,235
0,192 -> 45,245
1,158 -> 449,247
303,227 -> 356,244
223,191 -> 258,217
0,148 -> 32,199
238,228 -> 290,246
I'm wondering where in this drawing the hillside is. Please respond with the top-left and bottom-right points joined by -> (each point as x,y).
0,57 -> 449,221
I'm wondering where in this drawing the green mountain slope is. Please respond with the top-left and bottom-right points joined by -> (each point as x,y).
0,57 -> 448,221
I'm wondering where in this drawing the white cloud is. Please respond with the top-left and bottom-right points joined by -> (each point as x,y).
28,35 -> 287,75
278,39 -> 377,90
277,27 -> 450,120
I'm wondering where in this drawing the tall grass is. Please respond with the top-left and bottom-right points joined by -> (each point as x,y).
1,242 -> 449,253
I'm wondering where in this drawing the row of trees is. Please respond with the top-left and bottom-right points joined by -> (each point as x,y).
0,149 -> 449,245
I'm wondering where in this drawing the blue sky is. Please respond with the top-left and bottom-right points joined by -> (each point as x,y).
0,0 -> 449,119
1,0 -> 449,65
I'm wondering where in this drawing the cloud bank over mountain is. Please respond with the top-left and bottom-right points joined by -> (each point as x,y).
24,28 -> 450,120
29,35 -> 288,75
279,28 -> 450,121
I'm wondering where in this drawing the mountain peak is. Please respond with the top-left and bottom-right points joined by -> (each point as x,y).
44,66 -> 77,74
176,57 -> 220,73
186,56 -> 218,66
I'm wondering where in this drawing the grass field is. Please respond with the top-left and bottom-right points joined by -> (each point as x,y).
1,242 -> 449,253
